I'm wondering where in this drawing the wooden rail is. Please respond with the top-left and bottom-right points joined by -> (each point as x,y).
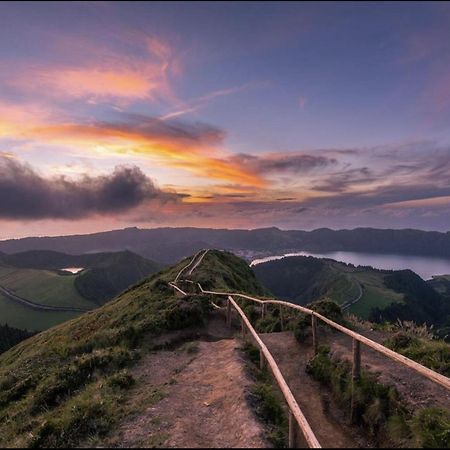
168,282 -> 188,296
174,250 -> 205,282
170,249 -> 450,448
197,284 -> 450,392
227,295 -> 321,448
188,249 -> 210,275
170,251 -> 321,448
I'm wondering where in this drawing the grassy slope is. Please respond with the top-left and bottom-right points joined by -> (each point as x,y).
429,275 -> 450,296
0,252 -> 161,330
0,250 -> 265,448
74,251 -> 161,305
0,292 -> 80,331
348,269 -> 404,317
253,256 -> 404,319
0,266 -> 94,309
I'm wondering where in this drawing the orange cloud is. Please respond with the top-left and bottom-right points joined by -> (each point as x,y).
6,115 -> 265,188
31,68 -> 160,100
0,101 -> 55,138
4,32 -> 177,103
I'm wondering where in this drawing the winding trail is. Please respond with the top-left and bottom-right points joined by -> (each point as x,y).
341,280 -> 363,310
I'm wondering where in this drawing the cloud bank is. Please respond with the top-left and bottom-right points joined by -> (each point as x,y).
0,157 -> 177,219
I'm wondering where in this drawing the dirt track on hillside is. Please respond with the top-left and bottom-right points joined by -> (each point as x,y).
260,331 -> 368,448
106,314 -> 268,448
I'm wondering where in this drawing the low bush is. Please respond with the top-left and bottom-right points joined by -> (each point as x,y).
307,346 -> 450,447
385,331 -> 450,377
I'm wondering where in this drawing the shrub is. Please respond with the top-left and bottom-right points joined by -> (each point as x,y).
306,347 -> 450,447
106,371 -> 135,389
292,299 -> 346,344
306,347 -> 409,445
385,332 -> 450,377
412,408 -> 450,448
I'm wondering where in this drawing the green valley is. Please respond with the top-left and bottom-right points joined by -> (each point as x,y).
252,256 -> 406,319
0,251 -> 161,331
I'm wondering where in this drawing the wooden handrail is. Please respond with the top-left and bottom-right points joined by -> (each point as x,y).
228,295 -> 321,448
188,249 -> 210,275
197,284 -> 450,392
169,250 -> 450,448
168,282 -> 188,296
174,249 -> 205,282
170,253 -> 321,448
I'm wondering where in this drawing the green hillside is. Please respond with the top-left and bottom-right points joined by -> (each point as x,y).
0,293 -> 81,332
253,256 -> 405,319
0,266 -> 94,309
0,250 -> 262,448
429,275 -> 450,297
0,251 -> 161,331
74,251 -> 161,305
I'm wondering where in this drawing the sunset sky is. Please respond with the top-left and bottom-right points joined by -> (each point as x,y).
1,1 -> 450,238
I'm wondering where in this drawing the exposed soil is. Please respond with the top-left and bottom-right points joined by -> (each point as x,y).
103,309 -> 450,449
260,331 -> 369,448
106,314 -> 268,448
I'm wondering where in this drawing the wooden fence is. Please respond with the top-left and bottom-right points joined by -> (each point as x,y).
170,250 -> 450,448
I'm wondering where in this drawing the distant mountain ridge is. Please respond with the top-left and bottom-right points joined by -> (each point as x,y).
1,226 -> 450,263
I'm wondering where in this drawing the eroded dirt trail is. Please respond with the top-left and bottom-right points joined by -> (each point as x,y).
260,331 -> 366,448
109,335 -> 268,448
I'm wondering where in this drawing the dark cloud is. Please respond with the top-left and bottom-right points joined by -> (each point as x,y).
313,167 -> 376,192
231,153 -> 336,175
98,113 -> 226,146
0,157 -> 178,220
305,184 -> 450,210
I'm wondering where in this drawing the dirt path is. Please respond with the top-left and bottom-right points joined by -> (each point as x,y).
341,280 -> 363,310
260,331 -> 367,448
108,336 -> 268,448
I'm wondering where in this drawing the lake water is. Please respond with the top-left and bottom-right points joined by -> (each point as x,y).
60,267 -> 84,274
250,251 -> 450,280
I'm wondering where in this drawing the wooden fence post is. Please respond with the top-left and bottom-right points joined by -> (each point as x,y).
289,410 -> 298,448
259,349 -> 266,370
227,298 -> 232,328
350,338 -> 361,422
312,314 -> 318,355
